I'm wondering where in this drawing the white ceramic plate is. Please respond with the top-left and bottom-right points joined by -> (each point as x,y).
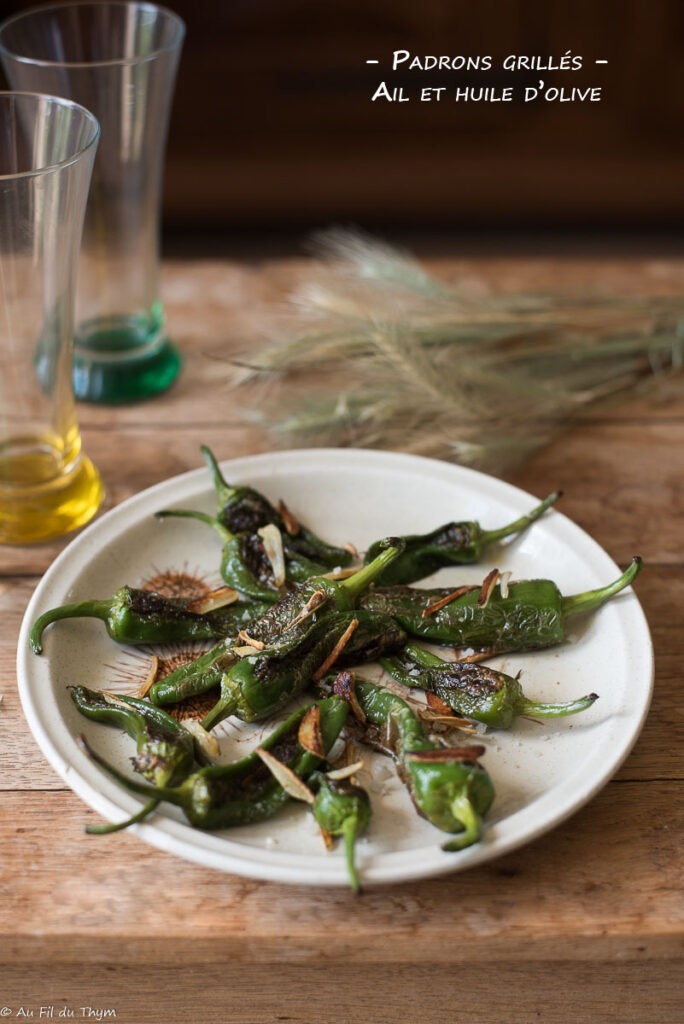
17,448 -> 653,886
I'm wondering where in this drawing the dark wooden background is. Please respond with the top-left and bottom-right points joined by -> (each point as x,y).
0,0 -> 682,249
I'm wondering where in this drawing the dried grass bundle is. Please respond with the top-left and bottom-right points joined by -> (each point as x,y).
234,228 -> 684,474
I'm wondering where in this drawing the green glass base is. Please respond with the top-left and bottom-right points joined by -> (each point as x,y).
73,337 -> 182,404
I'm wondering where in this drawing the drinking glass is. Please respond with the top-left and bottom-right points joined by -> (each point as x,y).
0,2 -> 185,403
0,91 -> 102,544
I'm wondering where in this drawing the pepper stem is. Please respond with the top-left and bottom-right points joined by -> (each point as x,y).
85,798 -> 160,835
30,599 -> 112,654
479,491 -> 562,546
519,693 -> 599,719
561,556 -> 642,619
155,508 -> 232,544
341,815 -> 362,894
441,791 -> 482,851
340,540 -> 404,603
201,445 -> 237,507
199,679 -> 238,732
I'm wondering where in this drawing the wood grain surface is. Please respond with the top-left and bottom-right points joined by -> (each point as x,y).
1,256 -> 682,1023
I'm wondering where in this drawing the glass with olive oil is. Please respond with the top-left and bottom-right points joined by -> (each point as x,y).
0,92 -> 103,545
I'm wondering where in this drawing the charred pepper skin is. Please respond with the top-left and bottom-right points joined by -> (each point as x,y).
29,586 -> 271,654
197,602 -> 407,732
381,643 -> 598,729
149,541 -> 406,730
154,443 -> 355,601
338,610 -> 407,664
364,491 -> 561,586
197,611 -> 360,731
153,508 -> 322,604
360,557 -> 642,652
78,697 -> 350,831
330,672 -> 494,850
70,685 -> 197,834
70,686 -> 195,786
232,537 -> 402,646
200,444 -> 354,570
148,608 -> 406,713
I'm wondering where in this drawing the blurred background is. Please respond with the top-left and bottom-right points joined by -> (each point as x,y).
0,0 -> 681,256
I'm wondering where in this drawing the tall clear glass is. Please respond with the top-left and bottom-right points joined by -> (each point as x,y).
0,2 -> 185,403
0,91 -> 102,544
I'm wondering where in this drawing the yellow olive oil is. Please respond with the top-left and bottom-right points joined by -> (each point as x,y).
0,434 -> 103,544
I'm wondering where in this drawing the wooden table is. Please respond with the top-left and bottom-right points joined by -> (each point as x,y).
2,254 -> 682,1023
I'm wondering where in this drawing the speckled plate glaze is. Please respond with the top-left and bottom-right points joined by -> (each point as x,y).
17,449 -> 653,887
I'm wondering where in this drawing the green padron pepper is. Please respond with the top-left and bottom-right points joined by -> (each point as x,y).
30,586 -> 270,654
381,642 -> 598,729
200,444 -> 354,570
364,491 -> 560,586
78,697 -> 349,831
70,685 -> 196,833
327,671 -> 495,851
149,541 -> 406,731
360,558 -> 642,652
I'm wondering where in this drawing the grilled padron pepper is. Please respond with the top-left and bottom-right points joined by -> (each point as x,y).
155,445 -> 356,602
200,611 -> 359,732
364,490 -> 561,586
200,444 -> 354,570
381,642 -> 598,729
71,685 -> 195,784
330,672 -> 494,851
29,586 -> 270,654
154,508 -> 322,604
78,696 -> 349,831
232,538 -> 399,649
70,685 -> 196,833
309,771 -> 371,894
360,557 -> 642,652
148,607 -> 406,717
149,541 -> 405,730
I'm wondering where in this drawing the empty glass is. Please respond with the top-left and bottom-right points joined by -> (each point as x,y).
0,91 -> 102,544
0,2 -> 186,403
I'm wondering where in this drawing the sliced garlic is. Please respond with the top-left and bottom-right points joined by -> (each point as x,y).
186,586 -> 239,614
258,523 -> 286,587
255,747 -> 315,804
